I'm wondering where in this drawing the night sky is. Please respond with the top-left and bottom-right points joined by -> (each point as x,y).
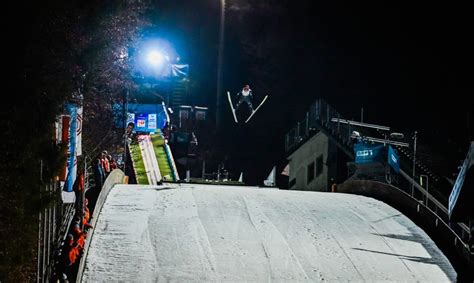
153,1 -> 473,184
17,1 -> 473,184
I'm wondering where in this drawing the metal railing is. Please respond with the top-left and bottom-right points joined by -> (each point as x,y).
285,99 -> 356,152
37,182 -> 52,282
37,181 -> 67,283
164,142 -> 180,181
399,169 -> 470,244
37,160 -> 93,282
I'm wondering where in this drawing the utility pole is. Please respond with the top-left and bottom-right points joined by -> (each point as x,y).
411,130 -> 417,196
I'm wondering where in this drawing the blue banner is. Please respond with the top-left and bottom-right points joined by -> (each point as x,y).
64,104 -> 77,192
449,142 -> 474,218
353,142 -> 384,164
134,113 -> 159,132
388,145 -> 400,173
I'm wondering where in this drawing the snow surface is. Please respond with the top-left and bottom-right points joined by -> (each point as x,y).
138,135 -> 161,184
82,183 -> 456,282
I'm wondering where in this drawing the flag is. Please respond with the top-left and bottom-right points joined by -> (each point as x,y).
64,104 -> 78,193
76,106 -> 83,156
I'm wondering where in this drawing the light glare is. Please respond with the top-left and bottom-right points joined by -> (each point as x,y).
147,50 -> 164,66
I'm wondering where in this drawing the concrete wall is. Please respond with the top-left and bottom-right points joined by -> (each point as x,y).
288,132 -> 329,191
76,169 -> 126,282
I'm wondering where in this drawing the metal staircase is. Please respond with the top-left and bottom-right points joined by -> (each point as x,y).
170,79 -> 188,107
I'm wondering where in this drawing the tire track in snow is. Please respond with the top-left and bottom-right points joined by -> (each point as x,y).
242,196 -> 309,280
190,189 -> 219,281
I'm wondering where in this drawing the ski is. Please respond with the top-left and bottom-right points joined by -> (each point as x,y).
245,95 -> 268,123
227,91 -> 238,123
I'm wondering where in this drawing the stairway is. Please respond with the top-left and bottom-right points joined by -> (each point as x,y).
170,79 -> 188,107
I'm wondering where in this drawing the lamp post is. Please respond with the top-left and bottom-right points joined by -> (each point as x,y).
216,0 -> 225,130
420,174 -> 429,206
411,131 -> 417,196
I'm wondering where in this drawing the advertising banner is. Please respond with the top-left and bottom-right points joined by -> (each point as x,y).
64,104 -> 78,193
148,114 -> 157,130
388,145 -> 400,173
353,142 -> 384,164
58,115 -> 70,181
114,103 -> 167,131
135,113 -> 148,131
449,142 -> 474,220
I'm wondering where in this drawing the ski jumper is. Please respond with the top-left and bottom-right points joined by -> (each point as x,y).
235,88 -> 254,112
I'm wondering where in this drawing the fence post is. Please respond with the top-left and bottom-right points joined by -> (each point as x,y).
306,112 -> 309,136
42,193 -> 47,282
202,160 -> 206,179
326,103 -> 330,126
37,209 -> 42,283
296,122 -> 300,141
348,123 -> 352,142
411,131 -> 417,196
46,184 -> 52,280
